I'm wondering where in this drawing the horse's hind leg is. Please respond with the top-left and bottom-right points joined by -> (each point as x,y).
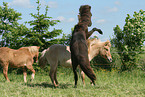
54,68 -> 58,85
71,57 -> 78,88
49,62 -> 58,87
73,65 -> 78,88
3,64 -> 10,82
22,68 -> 27,83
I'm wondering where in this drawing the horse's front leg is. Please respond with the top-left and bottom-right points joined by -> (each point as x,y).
80,70 -> 85,85
26,63 -> 35,82
31,69 -> 35,81
30,68 -> 35,81
86,27 -> 103,39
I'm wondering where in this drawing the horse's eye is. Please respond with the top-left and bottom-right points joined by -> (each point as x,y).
91,44 -> 95,46
105,48 -> 108,51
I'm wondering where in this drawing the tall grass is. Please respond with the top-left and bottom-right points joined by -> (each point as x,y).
0,68 -> 145,97
0,47 -> 145,96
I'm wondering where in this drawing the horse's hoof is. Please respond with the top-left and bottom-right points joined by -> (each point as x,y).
29,79 -> 34,82
74,85 -> 77,88
6,80 -> 10,83
54,84 -> 59,87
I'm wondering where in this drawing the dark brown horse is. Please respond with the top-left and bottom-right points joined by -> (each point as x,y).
0,46 -> 40,82
70,5 -> 97,87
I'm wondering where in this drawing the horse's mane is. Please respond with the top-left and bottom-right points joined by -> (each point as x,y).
41,49 -> 47,57
87,38 -> 111,54
87,38 -> 111,47
79,5 -> 91,24
106,40 -> 111,47
87,38 -> 100,47
27,46 -> 39,53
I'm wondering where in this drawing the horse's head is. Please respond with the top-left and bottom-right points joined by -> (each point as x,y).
79,5 -> 92,27
28,46 -> 40,63
87,38 -> 112,62
99,40 -> 112,62
39,49 -> 48,68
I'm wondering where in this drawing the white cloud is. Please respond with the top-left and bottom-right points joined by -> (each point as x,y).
57,16 -> 75,22
8,0 -> 34,8
57,16 -> 65,21
48,1 -> 58,8
96,19 -> 106,24
115,1 -> 121,5
107,7 -> 118,12
67,18 -> 75,22
41,1 -> 57,8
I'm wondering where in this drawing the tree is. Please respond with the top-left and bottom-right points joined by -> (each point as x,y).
26,0 -> 63,51
112,9 -> 145,71
0,2 -> 29,49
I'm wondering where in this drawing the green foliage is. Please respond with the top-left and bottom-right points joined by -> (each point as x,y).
26,0 -> 63,51
0,1 -> 70,73
0,2 -> 29,49
112,9 -> 145,71
0,1 -> 68,51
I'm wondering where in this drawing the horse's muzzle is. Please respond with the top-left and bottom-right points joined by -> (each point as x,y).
108,57 -> 112,62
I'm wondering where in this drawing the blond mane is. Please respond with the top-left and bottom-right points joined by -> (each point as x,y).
87,38 -> 111,58
27,46 -> 39,53
105,40 -> 111,47
87,38 -> 100,47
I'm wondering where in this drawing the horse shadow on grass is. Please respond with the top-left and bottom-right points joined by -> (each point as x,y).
25,82 -> 72,89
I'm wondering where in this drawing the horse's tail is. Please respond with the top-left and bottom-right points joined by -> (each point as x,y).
38,49 -> 48,68
78,58 -> 96,83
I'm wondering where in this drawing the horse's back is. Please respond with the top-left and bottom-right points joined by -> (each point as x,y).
12,48 -> 33,64
70,38 -> 88,59
44,44 -> 71,67
46,44 -> 70,59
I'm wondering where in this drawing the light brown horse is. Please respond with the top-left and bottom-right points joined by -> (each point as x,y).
0,46 -> 40,82
39,38 -> 112,87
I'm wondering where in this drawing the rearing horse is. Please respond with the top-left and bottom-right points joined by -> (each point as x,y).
70,5 -> 96,87
0,46 -> 40,82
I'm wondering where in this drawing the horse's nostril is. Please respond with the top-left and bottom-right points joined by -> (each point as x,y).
109,58 -> 112,62
108,57 -> 112,62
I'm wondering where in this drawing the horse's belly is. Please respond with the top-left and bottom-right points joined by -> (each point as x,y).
9,61 -> 26,68
61,59 -> 72,68
10,63 -> 25,68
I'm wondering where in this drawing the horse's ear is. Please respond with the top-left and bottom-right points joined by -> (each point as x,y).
104,40 -> 111,46
78,15 -> 81,23
89,5 -> 91,9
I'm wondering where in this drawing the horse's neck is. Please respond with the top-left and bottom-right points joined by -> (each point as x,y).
88,47 -> 100,61
31,53 -> 35,57
29,48 -> 38,58
88,43 -> 104,61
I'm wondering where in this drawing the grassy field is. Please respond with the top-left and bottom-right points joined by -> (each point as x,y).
0,68 -> 145,97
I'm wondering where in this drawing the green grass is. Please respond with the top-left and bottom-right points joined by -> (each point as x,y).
0,68 -> 145,97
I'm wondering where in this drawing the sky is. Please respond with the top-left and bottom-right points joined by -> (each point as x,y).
0,0 -> 145,42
